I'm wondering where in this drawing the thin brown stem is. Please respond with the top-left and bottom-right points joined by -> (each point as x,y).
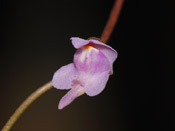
2,81 -> 52,131
101,0 -> 124,43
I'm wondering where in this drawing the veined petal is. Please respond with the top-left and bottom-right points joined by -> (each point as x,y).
84,71 -> 109,96
52,63 -> 77,90
92,45 -> 117,74
74,46 -> 111,73
58,85 -> 84,110
71,37 -> 117,74
87,39 -> 118,74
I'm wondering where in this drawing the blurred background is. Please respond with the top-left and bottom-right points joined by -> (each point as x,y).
1,0 -> 174,131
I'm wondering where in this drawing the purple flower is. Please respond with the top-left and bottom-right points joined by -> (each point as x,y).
52,37 -> 118,110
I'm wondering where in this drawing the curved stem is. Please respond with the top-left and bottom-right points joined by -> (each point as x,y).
2,81 -> 52,131
101,0 -> 124,43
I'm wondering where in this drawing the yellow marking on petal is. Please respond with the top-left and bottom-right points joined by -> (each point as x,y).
83,45 -> 94,50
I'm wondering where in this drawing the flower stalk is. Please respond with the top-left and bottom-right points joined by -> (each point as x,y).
2,81 -> 52,131
101,0 -> 124,43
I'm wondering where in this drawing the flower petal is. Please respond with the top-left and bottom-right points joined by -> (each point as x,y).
88,39 -> 118,74
58,85 -> 84,110
71,37 -> 117,74
52,63 -> 77,90
84,71 -> 109,96
74,46 -> 111,73
70,37 -> 88,49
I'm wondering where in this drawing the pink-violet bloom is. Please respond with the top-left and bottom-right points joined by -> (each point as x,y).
52,37 -> 118,110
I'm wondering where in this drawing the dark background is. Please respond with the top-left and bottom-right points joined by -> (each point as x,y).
1,0 -> 174,131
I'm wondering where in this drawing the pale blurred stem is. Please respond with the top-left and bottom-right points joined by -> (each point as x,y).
2,81 -> 52,131
2,0 -> 124,131
101,0 -> 124,43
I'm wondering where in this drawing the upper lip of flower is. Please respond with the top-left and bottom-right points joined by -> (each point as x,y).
71,37 -> 118,74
